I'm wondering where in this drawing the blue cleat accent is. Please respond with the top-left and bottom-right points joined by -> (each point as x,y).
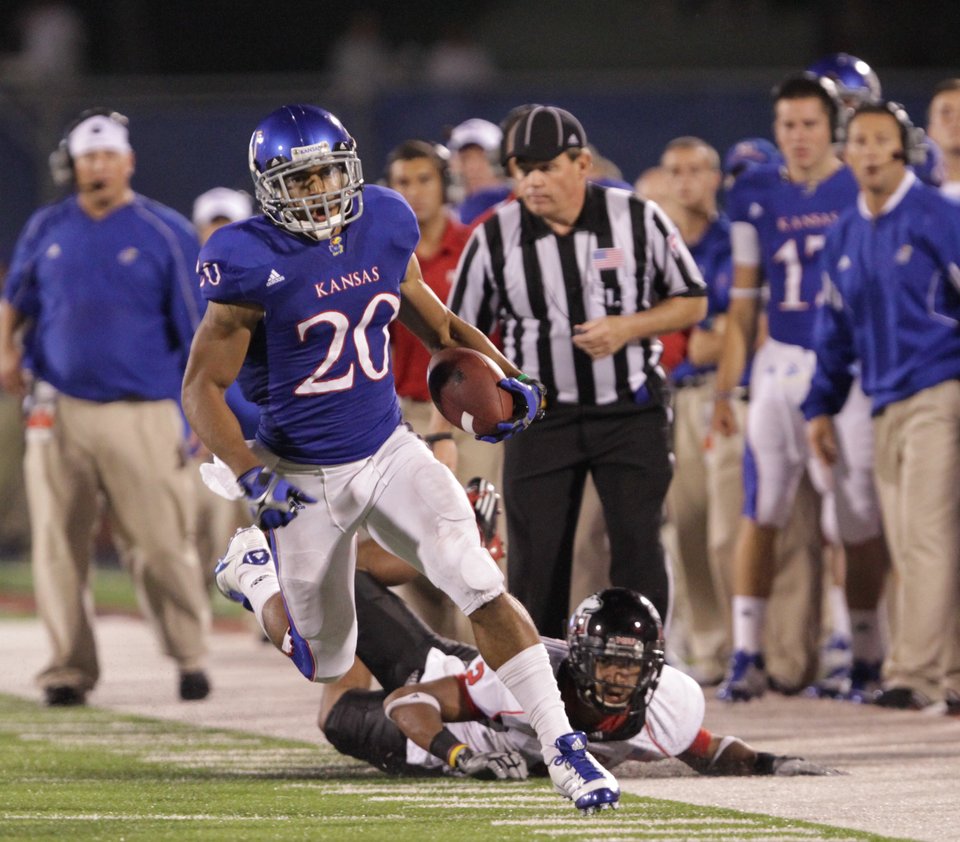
214,526 -> 273,612
805,635 -> 853,699
716,650 -> 767,702
549,731 -> 619,814
843,659 -> 882,703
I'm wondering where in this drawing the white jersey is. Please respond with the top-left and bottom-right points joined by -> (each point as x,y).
405,641 -> 705,772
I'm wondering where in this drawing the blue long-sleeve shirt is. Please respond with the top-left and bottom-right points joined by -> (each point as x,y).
802,172 -> 960,418
3,194 -> 201,403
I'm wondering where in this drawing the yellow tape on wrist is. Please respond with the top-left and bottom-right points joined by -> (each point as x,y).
447,743 -> 470,768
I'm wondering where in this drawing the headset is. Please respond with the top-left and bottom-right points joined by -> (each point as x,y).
842,100 -> 928,167
771,72 -> 842,142
48,107 -> 130,187
383,139 -> 452,202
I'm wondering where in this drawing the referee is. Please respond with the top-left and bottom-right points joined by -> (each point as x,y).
448,105 -> 707,635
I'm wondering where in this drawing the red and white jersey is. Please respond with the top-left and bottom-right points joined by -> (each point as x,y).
405,641 -> 705,772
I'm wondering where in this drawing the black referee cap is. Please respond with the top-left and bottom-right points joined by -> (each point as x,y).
504,105 -> 587,162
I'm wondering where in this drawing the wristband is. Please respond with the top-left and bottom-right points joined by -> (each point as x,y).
423,432 -> 454,444
714,391 -> 734,402
428,728 -> 470,766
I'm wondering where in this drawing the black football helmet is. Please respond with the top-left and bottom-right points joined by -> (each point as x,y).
566,588 -> 665,717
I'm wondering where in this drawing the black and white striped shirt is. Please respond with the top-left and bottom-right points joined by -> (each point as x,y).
448,184 -> 706,407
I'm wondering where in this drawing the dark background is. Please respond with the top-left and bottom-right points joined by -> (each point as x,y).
1,0 -> 958,262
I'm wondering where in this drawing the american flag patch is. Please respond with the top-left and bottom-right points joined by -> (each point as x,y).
592,247 -> 624,270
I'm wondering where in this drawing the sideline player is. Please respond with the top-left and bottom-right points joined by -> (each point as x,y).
711,75 -> 885,702
659,136 -> 732,685
181,104 -> 619,813
803,102 -> 960,711
927,78 -> 960,199
317,575 -> 839,779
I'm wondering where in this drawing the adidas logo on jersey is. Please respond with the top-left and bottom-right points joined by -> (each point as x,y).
266,269 -> 286,287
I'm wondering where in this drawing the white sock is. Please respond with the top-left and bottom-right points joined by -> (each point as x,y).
850,609 -> 885,663
829,585 -> 852,641
237,562 -> 281,636
732,595 -> 767,655
495,644 -> 572,751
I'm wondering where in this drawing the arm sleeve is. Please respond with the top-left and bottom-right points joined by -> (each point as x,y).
730,222 -> 761,267
801,261 -> 857,419
726,175 -> 762,268
626,666 -> 705,760
166,223 -> 203,358
2,209 -> 47,317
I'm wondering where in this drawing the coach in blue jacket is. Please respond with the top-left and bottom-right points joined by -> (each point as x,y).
802,101 -> 960,712
0,109 -> 211,706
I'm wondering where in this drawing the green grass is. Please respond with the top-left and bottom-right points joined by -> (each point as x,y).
0,694 -> 911,842
0,560 -> 249,623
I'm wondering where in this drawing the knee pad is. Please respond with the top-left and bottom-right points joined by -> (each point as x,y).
424,523 -> 504,615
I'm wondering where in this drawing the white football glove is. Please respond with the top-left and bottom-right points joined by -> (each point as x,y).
199,456 -> 244,501
456,748 -> 529,780
772,755 -> 845,776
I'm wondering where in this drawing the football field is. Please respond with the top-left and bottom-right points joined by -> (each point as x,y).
0,613 -> 954,841
0,694 -> 907,841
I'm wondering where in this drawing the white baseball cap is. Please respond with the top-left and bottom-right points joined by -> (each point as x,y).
448,118 -> 502,153
67,114 -> 131,158
192,187 -> 253,228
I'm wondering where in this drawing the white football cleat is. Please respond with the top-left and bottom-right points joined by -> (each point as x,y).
547,732 -> 620,814
214,526 -> 273,612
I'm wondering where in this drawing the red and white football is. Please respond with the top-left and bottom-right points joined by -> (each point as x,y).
427,348 -> 514,437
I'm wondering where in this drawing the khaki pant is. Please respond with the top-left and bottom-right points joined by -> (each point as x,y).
673,387 -> 821,688
0,393 -> 28,551
668,378 -> 728,678
874,379 -> 960,702
26,395 -> 211,692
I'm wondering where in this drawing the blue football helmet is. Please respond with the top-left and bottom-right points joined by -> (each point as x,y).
567,588 -> 665,717
249,104 -> 364,239
913,134 -> 945,187
723,137 -> 784,187
807,53 -> 882,107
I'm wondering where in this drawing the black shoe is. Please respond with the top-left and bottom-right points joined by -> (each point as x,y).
874,686 -> 932,710
945,690 -> 960,716
44,685 -> 86,707
179,671 -> 210,701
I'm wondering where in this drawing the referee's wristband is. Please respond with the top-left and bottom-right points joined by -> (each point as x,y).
423,432 -> 455,445
429,728 -> 470,767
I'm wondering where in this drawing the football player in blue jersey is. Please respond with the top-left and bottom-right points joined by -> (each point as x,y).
803,102 -> 960,712
710,76 -> 887,703
181,104 -> 620,813
659,136 -> 733,685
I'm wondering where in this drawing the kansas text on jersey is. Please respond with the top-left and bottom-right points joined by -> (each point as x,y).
727,163 -> 858,349
198,185 -> 418,464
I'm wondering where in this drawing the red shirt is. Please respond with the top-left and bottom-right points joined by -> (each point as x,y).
392,216 -> 471,401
